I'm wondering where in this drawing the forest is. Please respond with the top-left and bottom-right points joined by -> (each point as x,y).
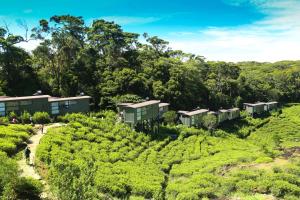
1,15 -> 300,111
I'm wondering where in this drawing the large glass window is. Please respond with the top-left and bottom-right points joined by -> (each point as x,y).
0,103 -> 5,116
51,102 -> 59,114
20,100 -> 32,106
141,107 -> 147,116
137,108 -> 141,120
6,101 -> 19,112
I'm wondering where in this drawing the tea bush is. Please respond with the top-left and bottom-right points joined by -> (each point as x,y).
37,106 -> 300,199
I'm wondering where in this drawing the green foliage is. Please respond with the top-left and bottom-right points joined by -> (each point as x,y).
163,111 -> 177,125
37,105 -> 300,199
0,124 -> 33,155
202,114 -> 217,131
32,112 -> 50,124
8,112 -> 17,121
20,111 -> 31,124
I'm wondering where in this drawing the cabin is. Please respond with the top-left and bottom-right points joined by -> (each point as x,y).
0,95 -> 50,116
0,95 -> 91,117
159,103 -> 170,119
48,96 -> 91,116
243,102 -> 265,115
218,109 -> 229,123
117,100 -> 160,133
264,102 -> 278,111
228,108 -> 240,120
179,109 -> 209,127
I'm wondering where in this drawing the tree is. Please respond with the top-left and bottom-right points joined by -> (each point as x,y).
202,114 -> 218,132
163,111 -> 177,125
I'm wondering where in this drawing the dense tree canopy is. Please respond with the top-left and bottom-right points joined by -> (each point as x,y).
1,15 -> 300,110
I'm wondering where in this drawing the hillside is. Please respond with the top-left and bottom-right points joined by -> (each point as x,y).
36,106 -> 300,200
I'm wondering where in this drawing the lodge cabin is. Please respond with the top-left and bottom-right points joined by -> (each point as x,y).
159,103 -> 170,119
218,109 -> 229,123
243,102 -> 265,115
117,100 -> 161,133
0,95 -> 50,116
49,96 -> 91,116
228,108 -> 240,120
264,101 -> 278,111
179,109 -> 209,127
0,95 -> 91,117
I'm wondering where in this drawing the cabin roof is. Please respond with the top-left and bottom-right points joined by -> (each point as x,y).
265,101 -> 278,105
219,109 -> 229,113
0,95 -> 51,102
126,100 -> 160,108
48,96 -> 91,102
184,109 -> 209,116
228,108 -> 240,112
208,111 -> 217,115
159,103 -> 170,107
243,102 -> 265,106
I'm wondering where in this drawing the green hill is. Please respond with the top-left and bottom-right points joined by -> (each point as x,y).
36,106 -> 300,200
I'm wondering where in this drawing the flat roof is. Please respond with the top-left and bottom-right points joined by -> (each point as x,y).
184,109 -> 209,116
265,101 -> 278,105
244,102 -> 265,106
219,109 -> 229,113
0,95 -> 50,102
126,100 -> 160,108
159,103 -> 170,107
208,111 -> 217,114
228,108 -> 240,112
48,96 -> 92,102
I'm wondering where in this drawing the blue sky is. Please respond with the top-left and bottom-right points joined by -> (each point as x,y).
1,0 -> 300,62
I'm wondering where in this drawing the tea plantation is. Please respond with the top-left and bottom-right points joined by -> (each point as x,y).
36,107 -> 300,200
0,124 -> 43,199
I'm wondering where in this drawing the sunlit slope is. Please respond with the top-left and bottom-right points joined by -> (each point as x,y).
37,107 -> 300,200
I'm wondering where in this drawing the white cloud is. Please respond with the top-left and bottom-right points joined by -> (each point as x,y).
100,16 -> 160,25
16,40 -> 41,52
168,0 -> 300,62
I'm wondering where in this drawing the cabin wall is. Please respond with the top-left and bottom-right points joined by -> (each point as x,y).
50,98 -> 90,116
0,98 -> 49,116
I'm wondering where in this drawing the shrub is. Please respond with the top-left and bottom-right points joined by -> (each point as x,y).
163,111 -> 177,125
20,111 -> 31,124
32,112 -> 51,124
8,111 -> 18,121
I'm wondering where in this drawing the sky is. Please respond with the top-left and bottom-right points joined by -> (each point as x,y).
0,0 -> 299,62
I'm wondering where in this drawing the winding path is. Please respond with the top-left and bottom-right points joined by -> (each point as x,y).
18,123 -> 63,199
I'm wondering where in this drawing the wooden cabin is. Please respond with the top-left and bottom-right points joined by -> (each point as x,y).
228,108 -> 240,120
243,102 -> 265,115
218,109 -> 229,123
264,102 -> 278,111
159,103 -> 170,119
179,109 -> 209,127
0,95 -> 91,117
117,100 -> 160,133
48,96 -> 91,116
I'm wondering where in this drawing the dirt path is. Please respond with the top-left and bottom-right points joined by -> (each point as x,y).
18,123 -> 63,199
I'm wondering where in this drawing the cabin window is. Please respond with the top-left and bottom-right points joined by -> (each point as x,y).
20,100 -> 32,106
142,107 -> 147,116
0,103 -> 5,116
51,102 -> 59,114
6,101 -> 19,111
64,101 -> 70,109
69,100 -> 77,105
191,116 -> 195,124
137,108 -> 142,120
